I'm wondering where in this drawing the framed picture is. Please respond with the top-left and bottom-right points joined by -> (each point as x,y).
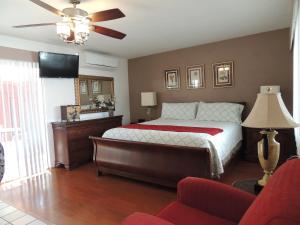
91,80 -> 101,94
212,61 -> 234,88
80,80 -> 88,95
186,65 -> 205,89
165,69 -> 180,89
61,105 -> 80,122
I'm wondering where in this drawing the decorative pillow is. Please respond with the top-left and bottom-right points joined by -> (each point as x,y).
161,102 -> 198,120
196,102 -> 244,123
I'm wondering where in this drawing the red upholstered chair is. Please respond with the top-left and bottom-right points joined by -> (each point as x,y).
121,158 -> 300,225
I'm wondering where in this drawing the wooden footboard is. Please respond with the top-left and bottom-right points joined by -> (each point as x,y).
90,137 -> 212,188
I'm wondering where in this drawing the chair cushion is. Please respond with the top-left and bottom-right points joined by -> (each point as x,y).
239,158 -> 300,225
121,212 -> 174,225
158,202 -> 237,225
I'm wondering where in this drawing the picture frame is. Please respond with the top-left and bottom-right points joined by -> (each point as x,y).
79,80 -> 88,95
186,65 -> 205,89
91,80 -> 101,94
212,61 -> 234,88
61,105 -> 80,122
165,68 -> 180,89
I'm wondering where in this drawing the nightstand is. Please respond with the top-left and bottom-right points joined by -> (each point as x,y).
232,179 -> 263,195
131,119 -> 146,124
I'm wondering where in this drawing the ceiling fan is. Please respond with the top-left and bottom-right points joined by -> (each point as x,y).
13,0 -> 126,45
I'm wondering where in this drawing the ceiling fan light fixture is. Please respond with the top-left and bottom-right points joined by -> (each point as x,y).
15,0 -> 126,45
56,20 -> 71,41
73,17 -> 90,45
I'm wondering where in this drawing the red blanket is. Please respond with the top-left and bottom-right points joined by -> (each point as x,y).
121,124 -> 223,136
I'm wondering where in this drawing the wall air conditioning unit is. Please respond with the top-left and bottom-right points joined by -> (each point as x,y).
82,51 -> 119,69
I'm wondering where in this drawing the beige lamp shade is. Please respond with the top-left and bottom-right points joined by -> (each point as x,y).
242,93 -> 299,129
141,92 -> 157,107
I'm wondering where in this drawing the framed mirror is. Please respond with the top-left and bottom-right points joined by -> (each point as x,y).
74,75 -> 115,114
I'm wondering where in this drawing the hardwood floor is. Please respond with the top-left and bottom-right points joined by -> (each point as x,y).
0,160 -> 261,225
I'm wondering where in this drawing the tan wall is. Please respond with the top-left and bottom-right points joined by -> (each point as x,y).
0,46 -> 37,61
128,28 -> 293,122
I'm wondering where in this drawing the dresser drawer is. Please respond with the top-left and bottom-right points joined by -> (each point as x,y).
68,139 -> 92,152
67,126 -> 105,140
52,115 -> 123,170
69,148 -> 92,164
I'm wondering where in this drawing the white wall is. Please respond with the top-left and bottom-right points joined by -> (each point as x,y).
0,34 -> 131,166
43,59 -> 130,124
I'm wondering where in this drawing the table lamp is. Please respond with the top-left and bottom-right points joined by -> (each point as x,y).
141,92 -> 157,120
242,86 -> 299,187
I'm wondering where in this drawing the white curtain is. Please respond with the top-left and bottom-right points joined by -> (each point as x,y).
0,59 -> 50,182
293,0 -> 300,155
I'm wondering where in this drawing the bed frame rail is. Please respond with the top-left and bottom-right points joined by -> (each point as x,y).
90,137 -> 211,188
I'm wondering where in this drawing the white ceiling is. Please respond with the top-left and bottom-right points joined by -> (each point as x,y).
0,0 -> 294,59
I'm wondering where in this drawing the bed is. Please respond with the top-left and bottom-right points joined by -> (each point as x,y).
90,102 -> 246,188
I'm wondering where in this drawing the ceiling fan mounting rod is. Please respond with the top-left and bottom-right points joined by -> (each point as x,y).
63,8 -> 88,18
70,0 -> 80,7
63,0 -> 88,17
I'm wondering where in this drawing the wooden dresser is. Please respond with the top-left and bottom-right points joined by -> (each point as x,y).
52,115 -> 123,170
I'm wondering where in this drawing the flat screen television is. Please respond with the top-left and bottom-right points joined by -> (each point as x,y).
38,52 -> 79,78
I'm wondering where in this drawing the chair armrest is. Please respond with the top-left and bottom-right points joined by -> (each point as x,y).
121,213 -> 174,225
177,177 -> 255,223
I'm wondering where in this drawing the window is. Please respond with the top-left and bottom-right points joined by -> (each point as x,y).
0,59 -> 50,182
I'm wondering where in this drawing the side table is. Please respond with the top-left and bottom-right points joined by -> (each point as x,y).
232,179 -> 263,195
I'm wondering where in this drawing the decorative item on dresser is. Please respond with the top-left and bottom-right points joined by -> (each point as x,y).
141,92 -> 157,120
242,86 -> 299,187
61,105 -> 80,122
74,75 -> 115,114
52,115 -> 122,170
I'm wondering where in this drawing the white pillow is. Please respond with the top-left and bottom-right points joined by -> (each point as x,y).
196,102 -> 244,123
161,102 -> 198,120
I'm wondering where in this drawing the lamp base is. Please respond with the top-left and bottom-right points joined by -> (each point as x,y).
257,171 -> 273,186
257,130 -> 280,186
254,181 -> 264,194
146,107 -> 152,121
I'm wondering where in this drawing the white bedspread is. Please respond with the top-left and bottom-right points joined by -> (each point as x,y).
102,118 -> 242,176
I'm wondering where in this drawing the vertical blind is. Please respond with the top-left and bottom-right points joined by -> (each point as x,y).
293,0 -> 300,155
0,59 -> 50,182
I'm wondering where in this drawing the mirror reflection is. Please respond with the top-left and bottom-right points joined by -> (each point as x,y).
75,75 -> 115,114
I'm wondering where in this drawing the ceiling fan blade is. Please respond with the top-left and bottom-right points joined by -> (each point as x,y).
67,31 -> 75,42
29,0 -> 63,16
89,8 -> 125,22
13,23 -> 56,28
92,25 -> 126,39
